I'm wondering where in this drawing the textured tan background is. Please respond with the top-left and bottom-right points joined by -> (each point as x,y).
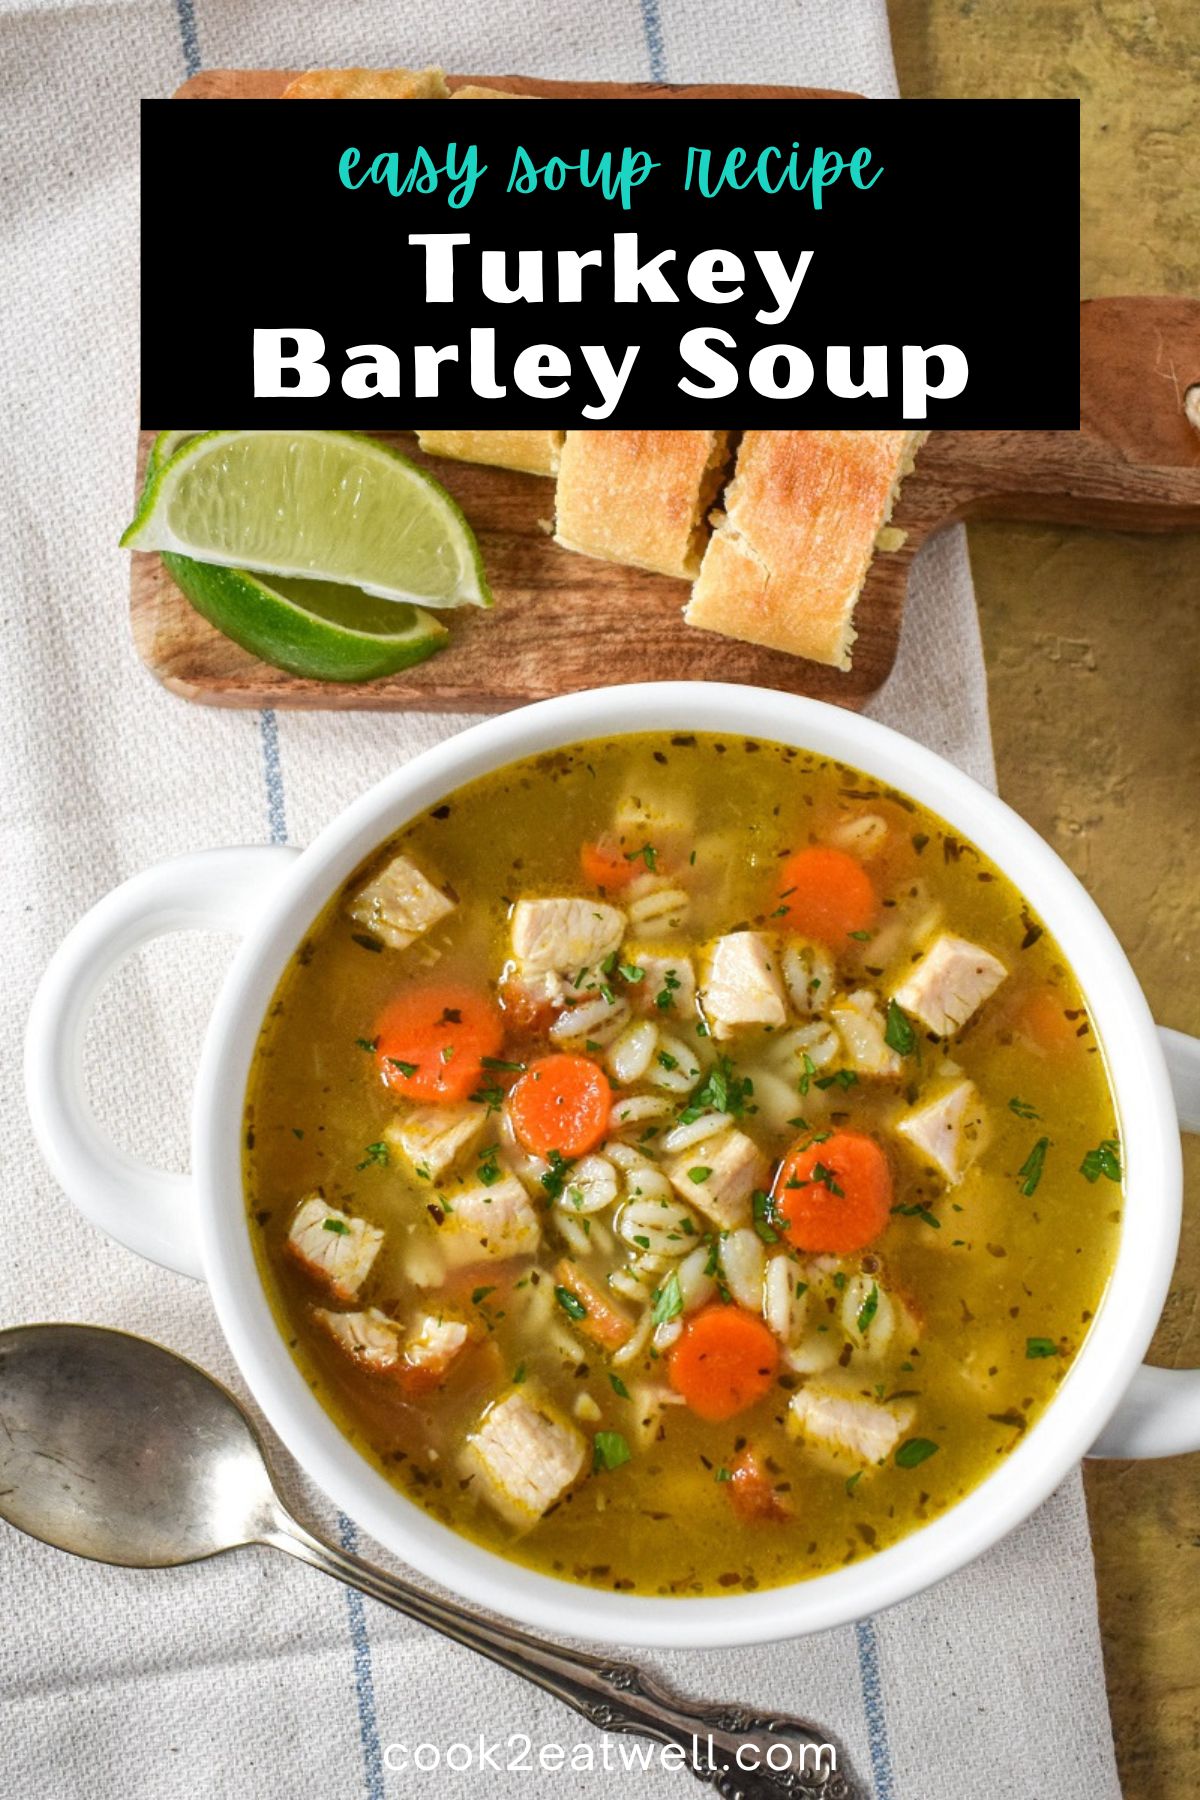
887,4 -> 1200,1792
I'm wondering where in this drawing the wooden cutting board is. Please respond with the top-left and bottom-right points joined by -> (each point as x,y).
131,71 -> 1200,712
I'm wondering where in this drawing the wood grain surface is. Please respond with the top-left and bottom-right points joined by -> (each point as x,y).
130,71 -> 1200,712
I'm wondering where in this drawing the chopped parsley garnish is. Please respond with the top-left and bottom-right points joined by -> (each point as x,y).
619,962 -> 645,984
1017,1137 -> 1050,1197
657,1049 -> 679,1072
1080,1138 -> 1121,1184
624,843 -> 658,872
541,1150 -> 574,1202
895,1437 -> 940,1469
471,1285 -> 496,1306
845,1470 -> 863,1495
355,1036 -> 378,1053
832,1270 -> 847,1291
680,1055 -> 753,1124
476,1150 -> 502,1187
651,1270 -> 684,1325
469,1082 -> 506,1113
892,1202 -> 941,1229
703,1238 -> 720,1278
481,1056 -> 526,1073
592,1430 -> 632,1472
438,1044 -> 456,1063
609,1372 -> 631,1399
1026,1337 -> 1059,1359
856,1283 -> 880,1335
798,1053 -> 817,1097
751,1189 -> 780,1245
715,1467 -> 732,1483
688,1166 -> 711,1184
811,1163 -> 845,1198
386,1058 -> 417,1078
654,969 -> 682,1011
512,1362 -> 527,1384
848,929 -> 873,942
1008,1097 -> 1040,1121
555,1285 -> 588,1321
355,1142 -> 389,1171
884,1001 -> 916,1056
814,1067 -> 859,1093
322,1217 -> 350,1236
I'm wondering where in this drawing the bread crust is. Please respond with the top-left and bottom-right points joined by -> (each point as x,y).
417,430 -> 564,478
685,430 -> 925,668
281,67 -> 450,99
555,430 -> 734,581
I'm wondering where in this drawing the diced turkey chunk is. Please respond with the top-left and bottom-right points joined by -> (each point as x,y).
896,1078 -> 989,1184
510,897 -> 625,977
893,933 -> 1007,1037
315,1307 -> 469,1391
286,1196 -> 383,1301
701,932 -> 787,1040
314,1306 -> 403,1372
831,990 -> 903,1077
666,1127 -> 770,1230
347,853 -> 455,951
789,1384 -> 914,1466
434,1164 -> 540,1267
464,1388 -> 587,1529
402,1312 -> 471,1388
384,1102 -> 488,1182
626,945 -> 697,1020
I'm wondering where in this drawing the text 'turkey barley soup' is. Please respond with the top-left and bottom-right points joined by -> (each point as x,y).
244,733 -> 1121,1597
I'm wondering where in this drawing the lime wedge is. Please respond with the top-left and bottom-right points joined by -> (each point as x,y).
161,553 -> 449,683
123,430 -> 491,609
144,431 -> 200,482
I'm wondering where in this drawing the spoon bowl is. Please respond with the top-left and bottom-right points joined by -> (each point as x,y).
0,1322 -> 279,1567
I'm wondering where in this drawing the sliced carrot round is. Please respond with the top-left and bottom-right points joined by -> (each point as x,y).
775,845 -> 877,944
773,1130 -> 893,1254
374,984 -> 504,1104
507,1054 -> 611,1159
580,838 -> 638,892
668,1306 -> 780,1422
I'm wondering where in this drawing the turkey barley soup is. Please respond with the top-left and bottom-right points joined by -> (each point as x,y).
244,733 -> 1122,1597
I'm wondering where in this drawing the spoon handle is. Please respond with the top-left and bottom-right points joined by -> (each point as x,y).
269,1515 -> 857,1799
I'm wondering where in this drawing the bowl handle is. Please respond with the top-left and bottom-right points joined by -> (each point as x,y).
25,847 -> 300,1281
1089,1026 -> 1200,1458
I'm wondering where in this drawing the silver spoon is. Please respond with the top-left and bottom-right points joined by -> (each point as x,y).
0,1323 -> 857,1798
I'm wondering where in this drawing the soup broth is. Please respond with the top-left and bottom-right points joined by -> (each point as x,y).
245,733 -> 1121,1598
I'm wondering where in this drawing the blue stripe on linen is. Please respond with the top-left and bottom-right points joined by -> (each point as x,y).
259,710 -> 289,845
637,0 -> 668,81
337,1516 -> 388,1800
854,1617 -> 898,1799
173,0 -> 201,77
